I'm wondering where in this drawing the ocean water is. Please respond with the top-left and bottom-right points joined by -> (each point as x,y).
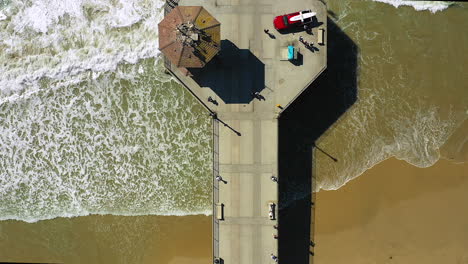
314,0 -> 467,190
0,0 -> 212,223
373,0 -> 454,13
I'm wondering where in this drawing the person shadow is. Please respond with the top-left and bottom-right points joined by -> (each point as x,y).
208,96 -> 219,106
304,44 -> 320,53
251,92 -> 266,101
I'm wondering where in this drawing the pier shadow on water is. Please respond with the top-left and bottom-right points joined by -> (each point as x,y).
189,40 -> 265,104
278,18 -> 358,264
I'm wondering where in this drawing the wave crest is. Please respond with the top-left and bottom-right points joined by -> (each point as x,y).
373,0 -> 453,13
0,60 -> 213,223
0,0 -> 165,102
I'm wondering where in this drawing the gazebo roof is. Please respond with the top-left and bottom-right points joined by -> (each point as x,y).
158,6 -> 221,68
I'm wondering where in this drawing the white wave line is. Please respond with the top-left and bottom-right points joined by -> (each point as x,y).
372,0 -> 453,13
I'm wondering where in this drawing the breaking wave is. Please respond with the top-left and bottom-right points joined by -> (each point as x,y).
314,0 -> 467,191
372,0 -> 454,13
0,0 -> 214,223
0,59 -> 213,223
0,0 -> 165,103
315,104 -> 464,191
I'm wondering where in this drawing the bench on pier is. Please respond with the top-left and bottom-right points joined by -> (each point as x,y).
216,203 -> 224,220
318,28 -> 325,45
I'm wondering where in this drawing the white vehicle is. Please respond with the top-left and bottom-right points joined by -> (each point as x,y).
290,10 -> 316,22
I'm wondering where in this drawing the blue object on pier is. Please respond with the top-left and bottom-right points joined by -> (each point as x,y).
288,45 -> 294,60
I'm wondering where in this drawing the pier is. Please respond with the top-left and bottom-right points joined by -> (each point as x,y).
162,0 -> 328,263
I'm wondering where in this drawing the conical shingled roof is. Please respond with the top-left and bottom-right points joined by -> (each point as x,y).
158,6 -> 221,68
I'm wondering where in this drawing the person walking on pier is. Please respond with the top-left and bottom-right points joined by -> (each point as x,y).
270,254 -> 278,262
207,96 -> 218,105
216,175 -> 227,184
271,176 -> 278,182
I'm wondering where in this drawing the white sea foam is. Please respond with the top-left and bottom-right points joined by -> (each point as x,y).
0,63 -> 213,222
315,105 -> 460,191
0,0 -> 213,222
372,0 -> 453,13
311,0 -> 466,193
0,0 -> 166,102
0,210 -> 213,224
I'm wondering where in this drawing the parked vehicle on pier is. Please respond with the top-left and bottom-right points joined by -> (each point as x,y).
273,10 -> 316,31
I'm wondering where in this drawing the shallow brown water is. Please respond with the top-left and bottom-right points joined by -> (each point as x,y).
313,3 -> 468,262
0,215 -> 211,264
315,1 -> 468,190
315,158 -> 468,263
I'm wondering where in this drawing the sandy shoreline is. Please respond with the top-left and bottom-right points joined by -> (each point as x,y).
0,159 -> 466,263
0,214 -> 211,264
314,158 -> 468,263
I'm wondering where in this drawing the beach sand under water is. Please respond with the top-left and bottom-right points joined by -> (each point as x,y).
1,158 -> 465,263
315,158 -> 468,263
0,215 -> 211,263
312,1 -> 468,261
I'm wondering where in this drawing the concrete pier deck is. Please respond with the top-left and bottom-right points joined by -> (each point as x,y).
163,0 -> 327,263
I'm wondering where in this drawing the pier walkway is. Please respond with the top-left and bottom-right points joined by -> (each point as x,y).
163,0 -> 327,263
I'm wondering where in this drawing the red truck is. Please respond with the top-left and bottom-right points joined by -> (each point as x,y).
273,10 -> 316,31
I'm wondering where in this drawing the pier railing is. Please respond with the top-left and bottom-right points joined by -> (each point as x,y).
164,0 -> 180,15
163,56 -> 171,72
212,118 -> 220,259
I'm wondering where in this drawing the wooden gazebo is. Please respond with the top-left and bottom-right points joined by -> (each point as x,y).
158,6 -> 221,70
